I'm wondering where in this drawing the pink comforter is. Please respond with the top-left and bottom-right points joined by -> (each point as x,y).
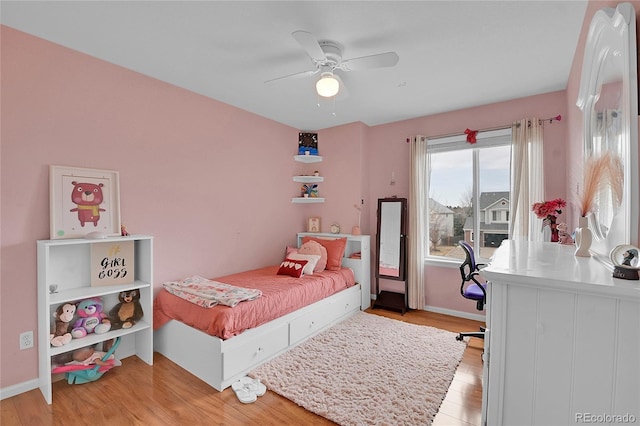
153,265 -> 355,339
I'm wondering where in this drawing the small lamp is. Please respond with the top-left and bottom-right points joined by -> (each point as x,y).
316,72 -> 339,97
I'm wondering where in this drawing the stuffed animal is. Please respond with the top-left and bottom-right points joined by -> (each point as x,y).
51,303 -> 76,347
69,345 -> 113,366
298,240 -> 327,272
71,297 -> 111,338
557,222 -> 574,245
109,289 -> 143,330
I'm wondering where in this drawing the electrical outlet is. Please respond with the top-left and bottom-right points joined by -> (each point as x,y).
19,331 -> 34,350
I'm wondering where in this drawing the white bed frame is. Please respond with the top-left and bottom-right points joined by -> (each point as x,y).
153,233 -> 370,391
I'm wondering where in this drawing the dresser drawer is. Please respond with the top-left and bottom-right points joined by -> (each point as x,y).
222,324 -> 288,379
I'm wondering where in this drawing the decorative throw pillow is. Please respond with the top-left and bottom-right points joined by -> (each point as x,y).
287,253 -> 321,275
277,258 -> 308,278
302,236 -> 347,271
298,240 -> 327,272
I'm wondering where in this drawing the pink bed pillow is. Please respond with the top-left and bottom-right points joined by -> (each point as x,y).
301,236 -> 347,271
277,258 -> 308,278
298,240 -> 327,272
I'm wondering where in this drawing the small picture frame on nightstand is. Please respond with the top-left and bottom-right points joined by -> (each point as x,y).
307,217 -> 321,233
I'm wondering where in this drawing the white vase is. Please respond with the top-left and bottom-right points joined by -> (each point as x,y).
574,216 -> 592,257
542,225 -> 552,242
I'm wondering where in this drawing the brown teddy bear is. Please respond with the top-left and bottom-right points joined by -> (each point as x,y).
108,289 -> 143,329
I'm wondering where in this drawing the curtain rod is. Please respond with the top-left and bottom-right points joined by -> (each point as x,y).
415,114 -> 562,142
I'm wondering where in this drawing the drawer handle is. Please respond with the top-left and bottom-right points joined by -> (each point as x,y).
255,347 -> 264,355
309,321 -> 315,328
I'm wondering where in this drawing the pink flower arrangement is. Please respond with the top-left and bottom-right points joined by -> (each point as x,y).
531,198 -> 566,219
532,198 -> 566,242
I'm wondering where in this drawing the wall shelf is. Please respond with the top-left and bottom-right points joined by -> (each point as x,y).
294,155 -> 323,163
292,197 -> 325,203
293,176 -> 324,183
293,154 -> 323,202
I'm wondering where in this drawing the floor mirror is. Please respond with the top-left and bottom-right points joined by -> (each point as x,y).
373,197 -> 408,314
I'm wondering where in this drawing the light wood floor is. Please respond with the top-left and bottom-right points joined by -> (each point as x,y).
1,309 -> 484,425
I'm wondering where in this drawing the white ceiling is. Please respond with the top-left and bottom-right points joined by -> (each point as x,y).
1,1 -> 588,131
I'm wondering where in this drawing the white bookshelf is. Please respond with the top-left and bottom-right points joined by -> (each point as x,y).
37,235 -> 153,404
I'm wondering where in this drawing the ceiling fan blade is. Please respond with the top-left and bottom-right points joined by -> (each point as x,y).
339,52 -> 399,71
264,68 -> 319,84
292,30 -> 326,62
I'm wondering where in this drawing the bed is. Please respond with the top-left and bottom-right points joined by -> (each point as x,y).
153,233 -> 370,391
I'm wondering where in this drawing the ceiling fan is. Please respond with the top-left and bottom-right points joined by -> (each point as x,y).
266,30 -> 399,98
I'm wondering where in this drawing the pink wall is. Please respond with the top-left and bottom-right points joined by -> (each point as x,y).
0,27 -> 366,388
364,0 -> 640,315
3,1 -> 640,392
364,91 -> 568,313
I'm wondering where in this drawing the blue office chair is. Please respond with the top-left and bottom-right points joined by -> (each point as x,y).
455,240 -> 487,341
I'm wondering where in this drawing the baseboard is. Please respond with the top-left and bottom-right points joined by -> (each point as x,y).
423,305 -> 486,322
0,378 -> 39,401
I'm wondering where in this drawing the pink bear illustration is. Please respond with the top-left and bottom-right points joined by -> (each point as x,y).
70,181 -> 105,227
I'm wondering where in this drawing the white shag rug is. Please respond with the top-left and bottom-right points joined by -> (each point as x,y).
249,311 -> 468,426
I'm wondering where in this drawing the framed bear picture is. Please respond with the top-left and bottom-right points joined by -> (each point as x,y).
49,165 -> 121,239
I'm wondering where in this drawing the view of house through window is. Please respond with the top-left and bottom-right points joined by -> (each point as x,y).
427,131 -> 511,261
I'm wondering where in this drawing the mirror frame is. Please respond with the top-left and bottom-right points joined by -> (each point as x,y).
375,197 -> 407,281
576,2 -> 639,260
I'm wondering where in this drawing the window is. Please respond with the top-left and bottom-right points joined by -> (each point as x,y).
426,129 -> 511,262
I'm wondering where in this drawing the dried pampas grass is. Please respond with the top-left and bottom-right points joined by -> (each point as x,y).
578,152 -> 624,217
609,154 -> 624,206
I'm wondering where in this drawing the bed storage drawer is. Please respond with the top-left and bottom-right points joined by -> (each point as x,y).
326,286 -> 361,319
289,286 -> 360,345
222,324 -> 288,379
289,304 -> 334,345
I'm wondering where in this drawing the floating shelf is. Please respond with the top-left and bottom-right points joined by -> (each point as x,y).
292,197 -> 325,203
293,176 -> 324,183
294,155 -> 323,163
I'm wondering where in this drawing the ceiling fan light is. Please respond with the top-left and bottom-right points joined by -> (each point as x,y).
316,75 -> 339,97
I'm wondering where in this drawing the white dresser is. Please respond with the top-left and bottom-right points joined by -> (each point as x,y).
481,240 -> 640,426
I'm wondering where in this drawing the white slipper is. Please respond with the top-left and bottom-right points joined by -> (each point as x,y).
232,380 -> 257,404
241,376 -> 267,397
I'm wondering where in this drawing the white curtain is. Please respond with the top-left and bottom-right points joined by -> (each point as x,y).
509,118 -> 544,241
408,135 -> 427,309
